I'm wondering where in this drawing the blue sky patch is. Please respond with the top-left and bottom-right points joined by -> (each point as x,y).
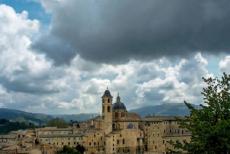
0,0 -> 50,25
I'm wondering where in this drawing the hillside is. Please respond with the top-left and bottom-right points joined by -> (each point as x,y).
54,114 -> 98,122
130,103 -> 198,117
0,108 -> 96,124
0,103 -> 197,125
0,108 -> 53,125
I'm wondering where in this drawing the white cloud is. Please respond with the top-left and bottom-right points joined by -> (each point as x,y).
0,4 -> 51,80
0,4 -> 64,112
135,53 -> 210,107
219,55 -> 230,73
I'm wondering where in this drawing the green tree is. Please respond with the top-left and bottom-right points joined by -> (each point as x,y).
46,118 -> 68,128
76,143 -> 86,154
57,145 -> 80,154
0,119 -> 35,134
170,73 -> 230,154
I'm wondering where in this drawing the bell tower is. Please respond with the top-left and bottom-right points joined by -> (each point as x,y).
102,88 -> 113,134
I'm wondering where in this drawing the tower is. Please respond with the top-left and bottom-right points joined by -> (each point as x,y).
102,88 -> 113,134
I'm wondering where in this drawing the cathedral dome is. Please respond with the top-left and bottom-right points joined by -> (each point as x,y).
112,94 -> 127,111
113,102 -> 127,110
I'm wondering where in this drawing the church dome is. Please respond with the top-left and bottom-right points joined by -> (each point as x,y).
113,102 -> 127,110
112,94 -> 127,111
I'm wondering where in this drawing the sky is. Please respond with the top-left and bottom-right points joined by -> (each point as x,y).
0,0 -> 230,114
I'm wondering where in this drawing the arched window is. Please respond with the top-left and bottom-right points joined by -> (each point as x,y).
108,98 -> 110,103
108,106 -> 110,112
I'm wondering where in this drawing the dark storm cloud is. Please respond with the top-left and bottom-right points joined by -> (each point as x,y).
0,66 -> 62,95
0,73 -> 59,95
36,0 -> 230,64
33,34 -> 76,65
0,77 -> 58,94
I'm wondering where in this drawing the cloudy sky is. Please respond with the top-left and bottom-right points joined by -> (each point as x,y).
0,0 -> 230,114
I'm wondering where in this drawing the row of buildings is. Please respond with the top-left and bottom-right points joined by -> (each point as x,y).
0,89 -> 191,154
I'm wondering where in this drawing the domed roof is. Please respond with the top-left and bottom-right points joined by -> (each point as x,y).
102,88 -> 112,97
112,94 -> 127,111
113,102 -> 127,110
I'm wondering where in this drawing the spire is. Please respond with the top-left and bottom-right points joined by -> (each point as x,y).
116,92 -> 121,103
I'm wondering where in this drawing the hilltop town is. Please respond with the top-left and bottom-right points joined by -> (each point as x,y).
0,89 -> 190,154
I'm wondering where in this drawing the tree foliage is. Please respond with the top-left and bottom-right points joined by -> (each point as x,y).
46,118 -> 68,128
76,144 -> 86,154
170,73 -> 230,154
57,145 -> 86,154
0,118 -> 35,134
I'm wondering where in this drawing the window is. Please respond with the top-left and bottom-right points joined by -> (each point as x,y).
108,99 -> 110,103
115,112 -> 119,118
122,139 -> 125,144
108,106 -> 111,112
102,106 -> 104,113
117,140 -> 119,144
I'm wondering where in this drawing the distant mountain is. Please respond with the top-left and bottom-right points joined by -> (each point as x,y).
0,108 -> 97,124
53,113 -> 98,122
0,103 -> 197,125
130,103 -> 199,117
0,108 -> 53,125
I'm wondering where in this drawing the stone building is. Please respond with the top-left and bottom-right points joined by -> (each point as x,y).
0,130 -> 40,154
35,88 -> 190,154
